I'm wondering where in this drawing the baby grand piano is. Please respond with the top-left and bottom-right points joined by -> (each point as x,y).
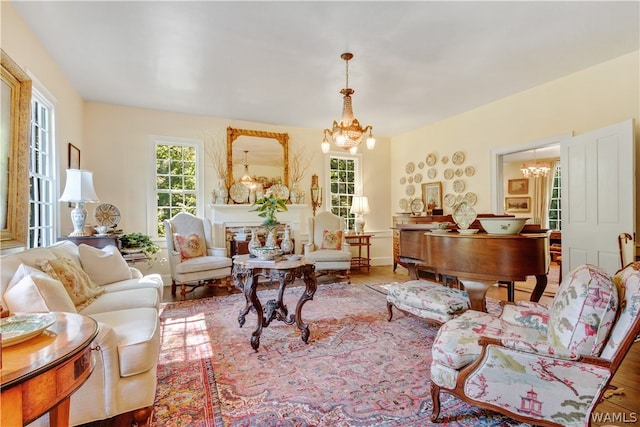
396,223 -> 548,312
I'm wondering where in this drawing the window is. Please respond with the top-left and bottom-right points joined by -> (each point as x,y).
28,90 -> 55,248
151,138 -> 202,237
328,154 -> 361,230
548,162 -> 561,230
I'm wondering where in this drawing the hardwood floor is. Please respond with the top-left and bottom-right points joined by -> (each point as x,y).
169,264 -> 639,426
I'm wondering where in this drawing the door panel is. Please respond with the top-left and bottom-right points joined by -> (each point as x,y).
561,119 -> 635,276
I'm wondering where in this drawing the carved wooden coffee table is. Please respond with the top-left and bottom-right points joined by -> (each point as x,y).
232,254 -> 317,351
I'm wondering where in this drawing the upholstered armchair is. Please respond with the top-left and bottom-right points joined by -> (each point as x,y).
304,211 -> 352,283
163,212 -> 232,299
430,262 -> 640,427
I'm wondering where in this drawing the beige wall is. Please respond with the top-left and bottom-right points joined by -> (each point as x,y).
391,51 -> 639,225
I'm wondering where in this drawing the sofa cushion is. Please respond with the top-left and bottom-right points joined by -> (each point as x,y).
79,288 -> 159,315
90,307 -> 160,377
49,240 -> 83,267
99,274 -> 164,300
320,230 -> 343,250
548,264 -> 618,356
79,244 -> 132,286
173,232 -> 206,260
305,249 -> 352,263
174,255 -> 232,274
37,257 -> 105,311
4,264 -> 77,313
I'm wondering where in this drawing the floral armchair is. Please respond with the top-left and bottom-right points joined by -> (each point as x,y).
430,262 -> 640,427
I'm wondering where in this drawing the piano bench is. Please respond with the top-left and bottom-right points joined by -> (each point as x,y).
386,280 -> 471,324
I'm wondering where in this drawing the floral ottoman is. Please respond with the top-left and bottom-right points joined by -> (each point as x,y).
386,280 -> 471,324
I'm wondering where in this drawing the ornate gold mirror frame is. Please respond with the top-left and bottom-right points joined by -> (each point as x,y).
1,50 -> 31,252
226,127 -> 289,189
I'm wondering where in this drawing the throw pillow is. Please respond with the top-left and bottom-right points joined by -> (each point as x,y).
173,233 -> 206,260
37,257 -> 105,311
548,264 -> 618,357
320,230 -> 343,250
4,264 -> 77,313
78,244 -> 132,286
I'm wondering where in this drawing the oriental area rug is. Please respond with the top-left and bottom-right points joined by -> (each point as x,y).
151,282 -> 529,426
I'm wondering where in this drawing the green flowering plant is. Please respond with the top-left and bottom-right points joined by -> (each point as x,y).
250,194 -> 288,226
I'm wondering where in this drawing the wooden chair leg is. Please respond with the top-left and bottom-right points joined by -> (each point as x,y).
170,280 -> 177,295
430,382 -> 442,422
387,301 -> 394,321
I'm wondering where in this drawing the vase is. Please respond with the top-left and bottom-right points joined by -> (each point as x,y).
214,180 -> 228,204
265,226 -> 278,248
280,227 -> 293,254
248,228 -> 262,256
290,182 -> 300,204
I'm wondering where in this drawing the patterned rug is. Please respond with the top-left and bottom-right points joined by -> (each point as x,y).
152,282 -> 529,426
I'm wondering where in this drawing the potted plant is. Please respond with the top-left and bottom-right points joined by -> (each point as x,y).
119,232 -> 160,256
250,194 -> 288,226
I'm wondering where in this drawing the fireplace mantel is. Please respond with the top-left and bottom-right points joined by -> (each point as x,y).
208,204 -> 310,254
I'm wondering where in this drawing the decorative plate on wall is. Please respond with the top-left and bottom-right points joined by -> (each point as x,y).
453,179 -> 465,193
426,153 -> 437,166
465,166 -> 475,177
405,162 -> 415,174
418,161 -> 425,169
441,155 -> 449,164
463,192 -> 478,206
407,176 -> 414,184
452,151 -> 465,165
427,168 -> 437,179
405,184 -> 416,197
444,169 -> 454,180
400,176 -> 406,185
414,173 -> 423,183
410,198 -> 425,214
455,168 -> 464,177
94,203 -> 121,227
443,194 -> 456,207
399,198 -> 408,211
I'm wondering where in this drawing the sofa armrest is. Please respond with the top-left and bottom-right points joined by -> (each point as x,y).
304,243 -> 316,255
480,335 -> 579,360
129,267 -> 143,279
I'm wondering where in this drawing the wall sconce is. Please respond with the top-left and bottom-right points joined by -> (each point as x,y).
310,173 -> 323,216
59,169 -> 100,236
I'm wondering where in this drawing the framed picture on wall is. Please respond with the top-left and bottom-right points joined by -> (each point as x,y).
508,178 -> 528,195
505,197 -> 531,213
422,181 -> 443,209
68,143 -> 80,169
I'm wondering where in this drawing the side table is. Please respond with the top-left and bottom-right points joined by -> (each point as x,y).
1,312 -> 98,426
232,254 -> 317,351
345,233 -> 373,271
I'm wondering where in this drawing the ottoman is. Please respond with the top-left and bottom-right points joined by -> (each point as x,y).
386,280 -> 471,324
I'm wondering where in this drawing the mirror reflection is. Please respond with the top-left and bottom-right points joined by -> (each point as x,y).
226,127 -> 289,191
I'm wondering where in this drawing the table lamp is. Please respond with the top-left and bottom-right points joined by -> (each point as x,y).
350,195 -> 370,234
59,169 -> 100,236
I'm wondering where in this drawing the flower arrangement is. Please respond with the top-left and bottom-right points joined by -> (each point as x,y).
250,194 -> 288,226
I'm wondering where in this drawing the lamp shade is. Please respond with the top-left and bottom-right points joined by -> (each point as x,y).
59,169 -> 100,203
350,196 -> 370,215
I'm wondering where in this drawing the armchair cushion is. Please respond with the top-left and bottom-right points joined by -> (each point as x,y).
174,255 -> 232,275
320,229 -> 343,250
4,264 -> 76,313
37,257 -> 105,311
548,264 -> 618,356
78,244 -> 132,286
173,232 -> 206,260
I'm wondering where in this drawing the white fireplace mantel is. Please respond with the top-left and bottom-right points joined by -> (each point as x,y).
208,204 -> 310,254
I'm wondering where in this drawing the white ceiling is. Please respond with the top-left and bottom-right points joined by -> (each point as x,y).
11,1 -> 639,137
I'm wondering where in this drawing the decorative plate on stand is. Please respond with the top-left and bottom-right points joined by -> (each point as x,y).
269,184 -> 290,200
94,204 -> 121,227
229,183 -> 250,203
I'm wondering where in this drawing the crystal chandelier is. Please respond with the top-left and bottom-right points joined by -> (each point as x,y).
521,163 -> 550,178
322,53 -> 375,155
240,150 -> 255,188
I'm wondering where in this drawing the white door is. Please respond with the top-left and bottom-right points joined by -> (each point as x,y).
561,119 -> 635,276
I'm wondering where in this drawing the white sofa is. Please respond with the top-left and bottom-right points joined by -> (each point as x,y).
0,240 -> 163,426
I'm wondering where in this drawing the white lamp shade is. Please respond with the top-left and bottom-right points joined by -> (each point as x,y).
59,169 -> 100,203
350,196 -> 370,215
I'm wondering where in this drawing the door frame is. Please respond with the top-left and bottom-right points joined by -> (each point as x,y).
490,133 -> 571,215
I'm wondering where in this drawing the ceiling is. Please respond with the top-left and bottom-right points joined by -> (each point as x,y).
11,1 -> 639,137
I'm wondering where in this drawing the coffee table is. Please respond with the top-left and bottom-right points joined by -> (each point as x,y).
232,254 -> 316,351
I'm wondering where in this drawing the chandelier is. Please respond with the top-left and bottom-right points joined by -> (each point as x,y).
322,52 -> 375,155
521,163 -> 550,178
240,150 -> 255,188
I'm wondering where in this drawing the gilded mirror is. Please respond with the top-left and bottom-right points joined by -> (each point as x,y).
226,127 -> 289,190
1,50 -> 31,252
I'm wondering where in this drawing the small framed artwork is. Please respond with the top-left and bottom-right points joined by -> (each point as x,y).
422,181 -> 443,209
68,143 -> 80,169
508,178 -> 528,195
505,197 -> 531,213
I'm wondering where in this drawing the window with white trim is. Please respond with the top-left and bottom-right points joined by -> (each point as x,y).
28,90 -> 55,248
152,138 -> 202,237
328,154 -> 361,230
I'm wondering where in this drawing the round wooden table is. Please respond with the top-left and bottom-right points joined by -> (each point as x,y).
1,312 -> 98,426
